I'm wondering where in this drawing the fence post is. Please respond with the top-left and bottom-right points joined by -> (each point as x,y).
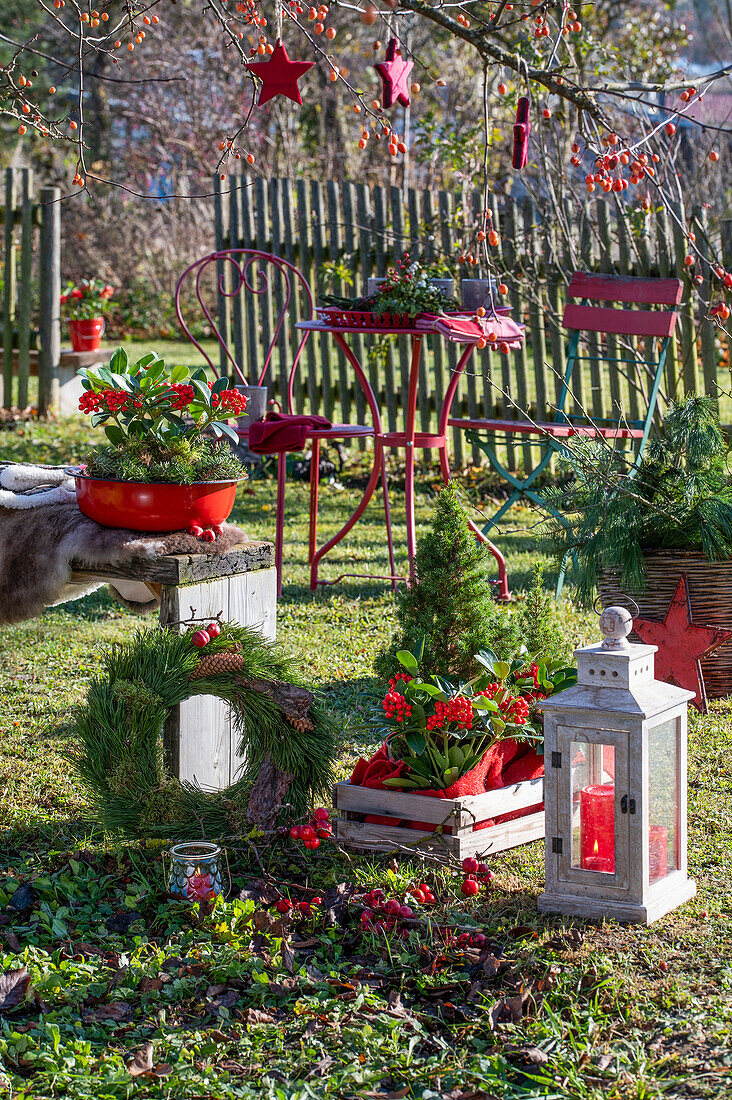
16,168 -> 33,410
2,168 -> 16,409
38,186 -> 61,416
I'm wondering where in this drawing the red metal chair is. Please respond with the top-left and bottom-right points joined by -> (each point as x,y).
175,250 -> 395,594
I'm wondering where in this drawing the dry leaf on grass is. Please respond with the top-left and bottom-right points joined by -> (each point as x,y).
87,1001 -> 132,1022
0,967 -> 31,1012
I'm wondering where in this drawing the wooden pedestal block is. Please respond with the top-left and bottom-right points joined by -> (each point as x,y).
334,778 -> 545,862
71,542 -> 276,791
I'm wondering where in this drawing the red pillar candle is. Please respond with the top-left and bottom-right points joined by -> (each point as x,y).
649,825 -> 668,884
185,867 -> 214,901
580,784 -> 615,872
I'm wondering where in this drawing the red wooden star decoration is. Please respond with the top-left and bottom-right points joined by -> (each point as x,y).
374,37 -> 413,109
244,39 -> 314,107
633,574 -> 732,712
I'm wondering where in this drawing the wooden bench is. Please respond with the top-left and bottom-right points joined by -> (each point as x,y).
70,542 -> 277,791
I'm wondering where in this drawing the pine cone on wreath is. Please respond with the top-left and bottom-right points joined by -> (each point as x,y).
287,714 -> 314,732
190,648 -> 247,680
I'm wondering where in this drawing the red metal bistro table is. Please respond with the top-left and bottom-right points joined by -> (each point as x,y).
296,318 -> 509,599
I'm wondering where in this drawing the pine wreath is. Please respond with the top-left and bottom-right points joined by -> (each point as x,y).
73,623 -> 338,838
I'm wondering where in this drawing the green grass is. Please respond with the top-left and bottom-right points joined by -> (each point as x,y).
1,418 -> 732,1099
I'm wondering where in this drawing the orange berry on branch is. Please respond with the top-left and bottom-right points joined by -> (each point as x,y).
410,82 -> 420,94
326,26 -> 336,38
497,82 -> 507,95
665,121 -> 676,136
21,104 -> 30,114
69,120 -> 78,130
710,149 -> 719,162
328,68 -> 338,81
397,141 -> 407,153
113,40 -> 121,47
17,124 -> 26,135
498,283 -> 508,295
361,3 -> 378,24
314,22 -> 324,32
101,11 -> 108,18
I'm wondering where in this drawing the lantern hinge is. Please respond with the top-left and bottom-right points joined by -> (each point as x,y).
551,836 -> 563,854
551,751 -> 562,768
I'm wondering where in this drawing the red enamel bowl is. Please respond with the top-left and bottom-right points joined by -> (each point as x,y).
74,475 -> 243,532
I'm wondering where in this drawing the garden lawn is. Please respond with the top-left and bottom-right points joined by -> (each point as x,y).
0,419 -> 731,1099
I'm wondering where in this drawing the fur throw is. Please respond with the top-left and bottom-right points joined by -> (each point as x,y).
0,463 -> 250,624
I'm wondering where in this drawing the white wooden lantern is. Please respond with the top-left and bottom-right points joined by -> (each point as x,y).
537,606 -> 696,924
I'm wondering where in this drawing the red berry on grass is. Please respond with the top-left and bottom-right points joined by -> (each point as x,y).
289,826 -> 301,839
187,525 -> 203,537
410,888 -> 426,903
472,933 -> 486,947
476,862 -> 489,876
212,524 -> 224,537
300,825 -> 316,841
275,899 -> 291,913
311,896 -> 323,906
207,622 -> 222,638
399,905 -> 414,919
299,903 -> 313,916
370,888 -> 385,901
461,878 -> 480,897
384,898 -> 400,915
303,838 -> 320,850
313,807 -> 330,822
316,827 -> 332,839
462,857 -> 479,875
201,529 -> 215,542
192,630 -> 210,647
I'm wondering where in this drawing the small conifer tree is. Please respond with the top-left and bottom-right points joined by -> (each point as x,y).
375,482 -> 516,680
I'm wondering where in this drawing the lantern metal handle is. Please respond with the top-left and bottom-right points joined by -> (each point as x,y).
593,594 -> 639,618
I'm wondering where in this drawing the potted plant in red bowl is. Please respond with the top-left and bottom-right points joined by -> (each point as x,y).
61,278 -> 115,351
74,347 -> 247,532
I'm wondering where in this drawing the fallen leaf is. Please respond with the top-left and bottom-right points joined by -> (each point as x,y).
4,931 -> 22,953
87,1001 -> 132,1022
0,968 -> 31,1012
308,1055 -> 335,1078
282,938 -> 296,975
138,976 -> 164,993
238,880 -> 280,906
241,1007 -> 276,1026
71,942 -> 105,960
126,1042 -> 154,1077
208,990 -> 239,1014
595,1053 -> 613,1071
505,1045 -> 549,1066
8,884 -> 36,911
105,911 -> 143,934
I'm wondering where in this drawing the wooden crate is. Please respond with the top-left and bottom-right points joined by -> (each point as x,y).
334,778 -> 545,861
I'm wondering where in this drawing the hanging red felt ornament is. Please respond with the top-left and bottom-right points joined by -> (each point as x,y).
374,37 -> 414,109
512,95 -> 531,170
244,38 -> 314,106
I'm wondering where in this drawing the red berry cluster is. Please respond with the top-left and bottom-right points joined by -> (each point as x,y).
476,684 -> 531,724
426,694 -> 473,732
187,523 -> 224,542
274,894 -> 323,917
79,389 -> 142,414
461,856 -> 496,896
207,383 -> 248,416
289,807 -> 332,850
170,383 -> 195,410
191,621 -> 222,648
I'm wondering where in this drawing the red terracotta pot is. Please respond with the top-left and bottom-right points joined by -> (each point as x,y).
68,317 -> 105,352
74,475 -> 242,532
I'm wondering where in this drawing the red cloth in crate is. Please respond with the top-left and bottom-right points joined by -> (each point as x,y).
348,739 -> 545,833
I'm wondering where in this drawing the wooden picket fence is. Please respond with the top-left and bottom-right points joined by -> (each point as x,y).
0,167 -> 61,414
212,174 -> 731,467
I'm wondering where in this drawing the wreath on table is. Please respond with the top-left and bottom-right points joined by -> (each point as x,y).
73,622 -> 339,839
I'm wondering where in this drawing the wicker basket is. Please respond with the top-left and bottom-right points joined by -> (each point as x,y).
599,550 -> 732,699
317,308 -> 413,329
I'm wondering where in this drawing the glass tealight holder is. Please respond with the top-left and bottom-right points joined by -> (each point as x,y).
166,842 -> 225,902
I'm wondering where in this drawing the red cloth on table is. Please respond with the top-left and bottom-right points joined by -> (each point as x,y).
348,738 -> 545,832
414,312 -> 525,349
248,412 -> 332,454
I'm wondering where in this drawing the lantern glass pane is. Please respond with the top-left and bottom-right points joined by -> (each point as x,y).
647,717 -> 679,884
571,740 -> 616,873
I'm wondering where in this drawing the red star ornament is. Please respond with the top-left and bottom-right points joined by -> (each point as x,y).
633,573 -> 732,712
245,39 -> 314,107
374,37 -> 413,109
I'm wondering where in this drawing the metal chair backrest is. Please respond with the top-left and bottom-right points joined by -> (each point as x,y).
175,250 -> 314,412
556,271 -> 684,442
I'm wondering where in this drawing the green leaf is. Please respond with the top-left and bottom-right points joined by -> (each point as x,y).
212,375 -> 230,394
211,421 -> 240,443
494,661 -> 511,680
413,636 -> 425,664
134,351 -> 160,371
404,731 -> 426,755
109,347 -> 128,373
170,363 -> 189,384
475,649 -> 499,672
103,424 -> 125,446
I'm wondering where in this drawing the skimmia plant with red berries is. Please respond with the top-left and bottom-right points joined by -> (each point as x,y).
370,645 -> 576,791
60,278 -> 114,320
76,347 -> 247,485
